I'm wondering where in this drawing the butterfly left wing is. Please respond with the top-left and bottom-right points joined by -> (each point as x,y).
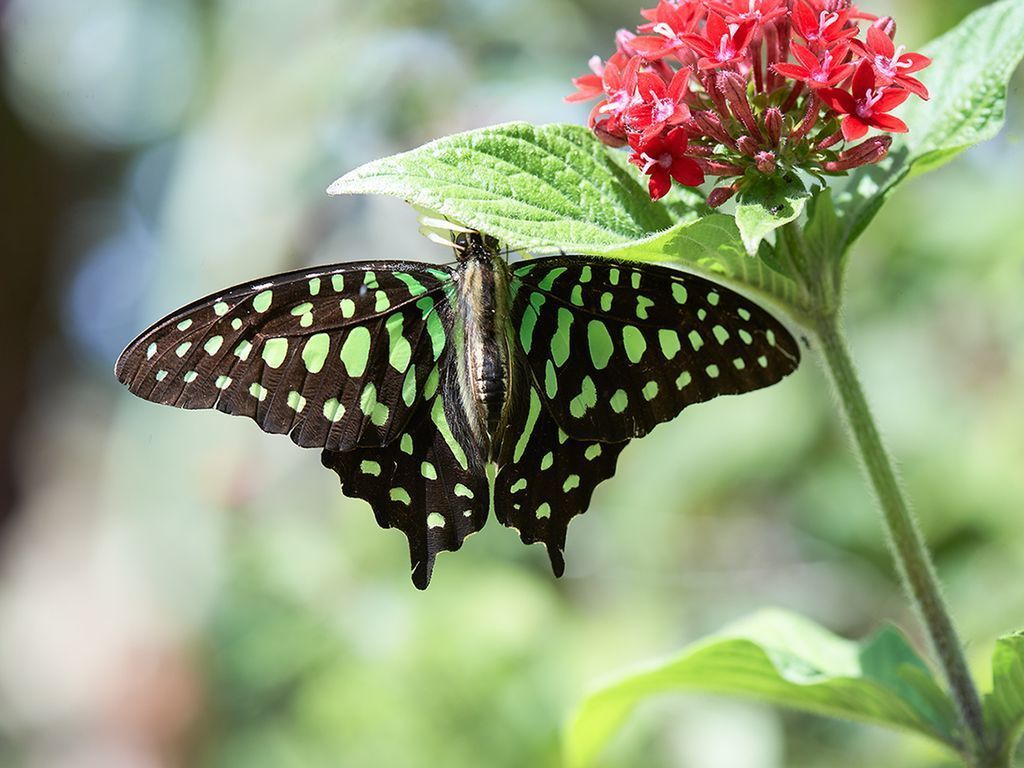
115,261 -> 452,452
510,256 -> 801,443
322,382 -> 490,589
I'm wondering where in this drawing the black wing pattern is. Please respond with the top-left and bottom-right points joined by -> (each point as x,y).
116,262 -> 452,451
322,363 -> 490,589
508,256 -> 800,443
494,360 -> 626,575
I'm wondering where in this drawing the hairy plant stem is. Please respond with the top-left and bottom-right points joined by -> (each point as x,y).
775,219 -> 991,764
812,313 -> 988,764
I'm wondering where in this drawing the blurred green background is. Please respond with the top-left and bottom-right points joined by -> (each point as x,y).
1,1 -> 1021,766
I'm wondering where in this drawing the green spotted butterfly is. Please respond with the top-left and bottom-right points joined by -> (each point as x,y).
116,231 -> 800,587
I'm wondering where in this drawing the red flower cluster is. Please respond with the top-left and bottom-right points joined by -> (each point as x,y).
567,0 -> 930,202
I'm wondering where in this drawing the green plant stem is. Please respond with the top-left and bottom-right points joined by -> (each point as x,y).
813,313 -> 989,762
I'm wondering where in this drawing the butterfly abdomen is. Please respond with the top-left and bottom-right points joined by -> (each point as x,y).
452,248 -> 514,455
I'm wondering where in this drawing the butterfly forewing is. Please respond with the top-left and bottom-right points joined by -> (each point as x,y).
494,361 -> 626,575
509,257 -> 800,443
322,385 -> 489,589
115,262 -> 453,451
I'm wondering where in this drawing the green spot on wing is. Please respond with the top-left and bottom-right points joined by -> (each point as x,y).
636,295 -> 655,320
261,338 -> 289,369
513,389 -> 542,462
340,327 -> 371,377
394,271 -> 428,296
611,389 -> 628,414
302,333 -> 330,374
359,383 -> 390,427
552,308 -> 573,368
430,398 -> 469,471
658,329 -> 681,360
390,487 -> 411,505
622,326 -> 647,364
204,336 -> 224,356
545,360 -> 558,398
672,282 -> 688,304
287,391 -> 307,413
253,290 -> 273,313
587,320 -> 614,370
427,512 -> 445,528
538,267 -> 567,291
569,376 -> 597,419
323,398 -> 345,422
360,460 -> 382,476
385,313 -> 412,372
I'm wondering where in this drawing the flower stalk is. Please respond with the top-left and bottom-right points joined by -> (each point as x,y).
812,312 -> 987,760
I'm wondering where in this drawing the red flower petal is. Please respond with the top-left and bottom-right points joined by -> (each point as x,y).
818,87 -> 856,114
875,87 -> 910,111
792,42 -> 821,71
648,169 -> 672,199
773,62 -> 810,81
870,114 -> 909,133
841,115 -> 869,141
671,157 -> 705,187
866,25 -> 895,57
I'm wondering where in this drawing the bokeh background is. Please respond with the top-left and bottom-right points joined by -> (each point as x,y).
1,0 -> 1021,766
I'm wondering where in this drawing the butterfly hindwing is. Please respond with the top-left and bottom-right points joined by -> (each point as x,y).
510,256 -> 800,442
115,262 -> 453,451
494,362 -> 627,575
322,384 -> 489,589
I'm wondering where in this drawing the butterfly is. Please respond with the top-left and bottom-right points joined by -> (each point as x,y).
115,229 -> 800,587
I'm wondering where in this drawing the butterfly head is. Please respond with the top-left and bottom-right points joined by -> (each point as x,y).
452,231 -> 501,263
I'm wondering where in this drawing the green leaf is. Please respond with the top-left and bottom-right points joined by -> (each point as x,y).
735,172 -> 810,256
601,214 -> 809,317
564,610 -> 961,768
837,0 -> 1024,250
329,122 -> 689,252
330,122 -> 808,319
984,633 -> 1024,763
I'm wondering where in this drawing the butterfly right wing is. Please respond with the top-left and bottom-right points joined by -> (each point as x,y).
493,360 -> 627,576
115,261 -> 452,451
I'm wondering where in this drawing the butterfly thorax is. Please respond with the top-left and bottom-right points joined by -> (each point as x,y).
451,233 -> 513,460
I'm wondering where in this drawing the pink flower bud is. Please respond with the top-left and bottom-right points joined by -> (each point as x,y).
615,28 -> 640,56
736,136 -> 760,156
755,151 -> 777,174
817,130 -> 843,150
698,158 -> 746,176
823,135 -> 892,170
707,184 -> 739,208
872,16 -> 897,38
593,123 -> 629,148
790,95 -> 820,143
764,108 -> 783,147
717,71 -> 762,141
693,110 -> 738,150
